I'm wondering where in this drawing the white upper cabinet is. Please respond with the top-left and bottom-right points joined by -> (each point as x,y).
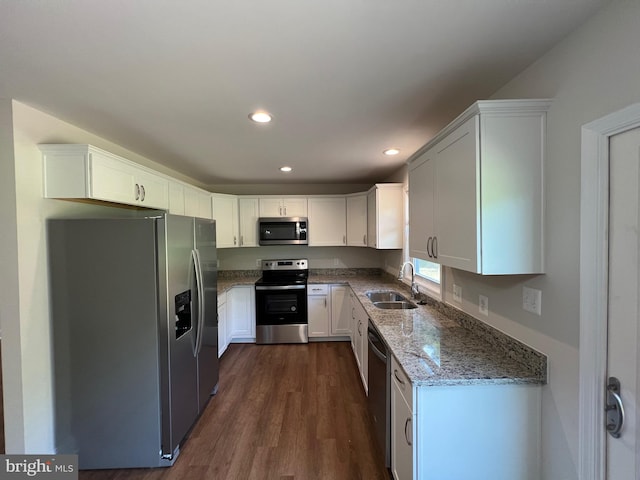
408,99 -> 550,275
212,193 -> 239,248
184,186 -> 212,219
258,197 -> 307,217
168,181 -> 186,215
238,197 -> 259,247
41,144 -> 169,210
367,183 -> 404,249
346,194 -> 368,247
307,196 -> 347,246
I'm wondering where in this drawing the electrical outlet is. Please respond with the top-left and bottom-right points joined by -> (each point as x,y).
523,286 -> 542,315
479,295 -> 489,316
216,259 -> 220,268
256,258 -> 262,267
453,284 -> 462,303
334,258 -> 340,266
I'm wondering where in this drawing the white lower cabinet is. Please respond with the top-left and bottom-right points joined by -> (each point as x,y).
217,291 -> 228,357
390,355 -> 541,480
391,356 -> 415,480
330,285 -> 351,336
227,285 -> 256,342
308,284 -> 330,337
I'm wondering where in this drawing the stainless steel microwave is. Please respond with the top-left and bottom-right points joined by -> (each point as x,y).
258,217 -> 308,245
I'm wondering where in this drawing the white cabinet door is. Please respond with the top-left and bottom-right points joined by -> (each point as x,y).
259,198 -> 283,217
434,116 -> 479,271
228,286 -> 255,341
185,187 -> 212,219
238,197 -> 259,247
283,197 -> 307,217
330,285 -> 351,336
308,197 -> 346,246
213,194 -> 239,248
168,181 -> 186,215
408,151 -> 436,261
133,168 -> 169,210
367,184 -> 404,249
391,358 -> 414,480
346,194 -> 368,247
308,288 -> 330,337
218,292 -> 228,357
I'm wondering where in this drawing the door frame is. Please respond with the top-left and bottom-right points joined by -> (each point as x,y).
579,102 -> 640,480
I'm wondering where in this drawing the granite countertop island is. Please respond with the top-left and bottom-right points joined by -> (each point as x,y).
218,270 -> 547,388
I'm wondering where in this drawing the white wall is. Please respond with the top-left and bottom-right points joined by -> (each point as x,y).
431,2 -> 640,479
0,100 -> 199,454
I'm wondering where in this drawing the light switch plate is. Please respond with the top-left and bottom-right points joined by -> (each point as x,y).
479,295 -> 489,316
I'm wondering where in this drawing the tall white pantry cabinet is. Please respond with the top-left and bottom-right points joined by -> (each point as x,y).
408,99 -> 551,275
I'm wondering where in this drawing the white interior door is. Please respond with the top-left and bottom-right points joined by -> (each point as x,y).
607,126 -> 640,478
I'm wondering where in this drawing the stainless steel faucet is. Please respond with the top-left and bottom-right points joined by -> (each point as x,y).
398,261 -> 419,298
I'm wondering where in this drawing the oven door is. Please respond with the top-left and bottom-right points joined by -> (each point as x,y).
255,285 -> 308,326
255,284 -> 308,344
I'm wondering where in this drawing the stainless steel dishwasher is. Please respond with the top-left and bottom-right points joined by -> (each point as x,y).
367,319 -> 390,468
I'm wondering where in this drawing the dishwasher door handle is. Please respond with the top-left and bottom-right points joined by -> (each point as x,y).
368,331 -> 387,362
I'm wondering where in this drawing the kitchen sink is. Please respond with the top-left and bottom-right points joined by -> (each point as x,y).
366,291 -> 409,302
366,291 -> 418,309
372,301 -> 417,310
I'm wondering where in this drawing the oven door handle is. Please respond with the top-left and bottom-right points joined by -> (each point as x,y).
255,285 -> 307,291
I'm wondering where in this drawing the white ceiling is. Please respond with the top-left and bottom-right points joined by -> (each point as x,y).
0,0 -> 604,187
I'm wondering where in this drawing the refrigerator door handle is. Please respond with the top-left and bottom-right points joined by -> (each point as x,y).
192,248 -> 206,357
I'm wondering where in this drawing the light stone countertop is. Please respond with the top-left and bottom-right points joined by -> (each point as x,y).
218,270 -> 547,387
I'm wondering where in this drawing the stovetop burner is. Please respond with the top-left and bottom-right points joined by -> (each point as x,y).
255,258 -> 309,286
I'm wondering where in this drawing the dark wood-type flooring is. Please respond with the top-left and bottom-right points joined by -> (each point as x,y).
80,342 -> 390,480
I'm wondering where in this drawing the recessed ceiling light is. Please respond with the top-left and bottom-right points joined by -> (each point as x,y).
383,148 -> 400,156
249,111 -> 272,123
280,166 -> 292,172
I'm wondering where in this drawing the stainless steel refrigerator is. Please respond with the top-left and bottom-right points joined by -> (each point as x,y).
48,214 -> 218,469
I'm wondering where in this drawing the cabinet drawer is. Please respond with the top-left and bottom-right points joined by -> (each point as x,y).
392,356 -> 413,408
308,284 -> 329,295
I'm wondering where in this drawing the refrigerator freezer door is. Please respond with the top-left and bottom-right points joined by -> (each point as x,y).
194,218 -> 219,410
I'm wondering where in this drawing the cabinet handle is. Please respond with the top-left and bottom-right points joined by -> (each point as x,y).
358,320 -> 362,335
233,236 -> 237,246
134,183 -> 140,201
351,307 -> 355,319
427,236 -> 433,258
394,368 -> 405,386
284,206 -> 287,216
343,235 -> 346,245
140,184 -> 145,202
363,234 -> 366,245
433,236 -> 438,258
324,298 -> 327,308
240,235 -> 244,246
404,418 -> 412,446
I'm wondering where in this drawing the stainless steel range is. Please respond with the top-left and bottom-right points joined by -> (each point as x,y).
255,259 -> 309,344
